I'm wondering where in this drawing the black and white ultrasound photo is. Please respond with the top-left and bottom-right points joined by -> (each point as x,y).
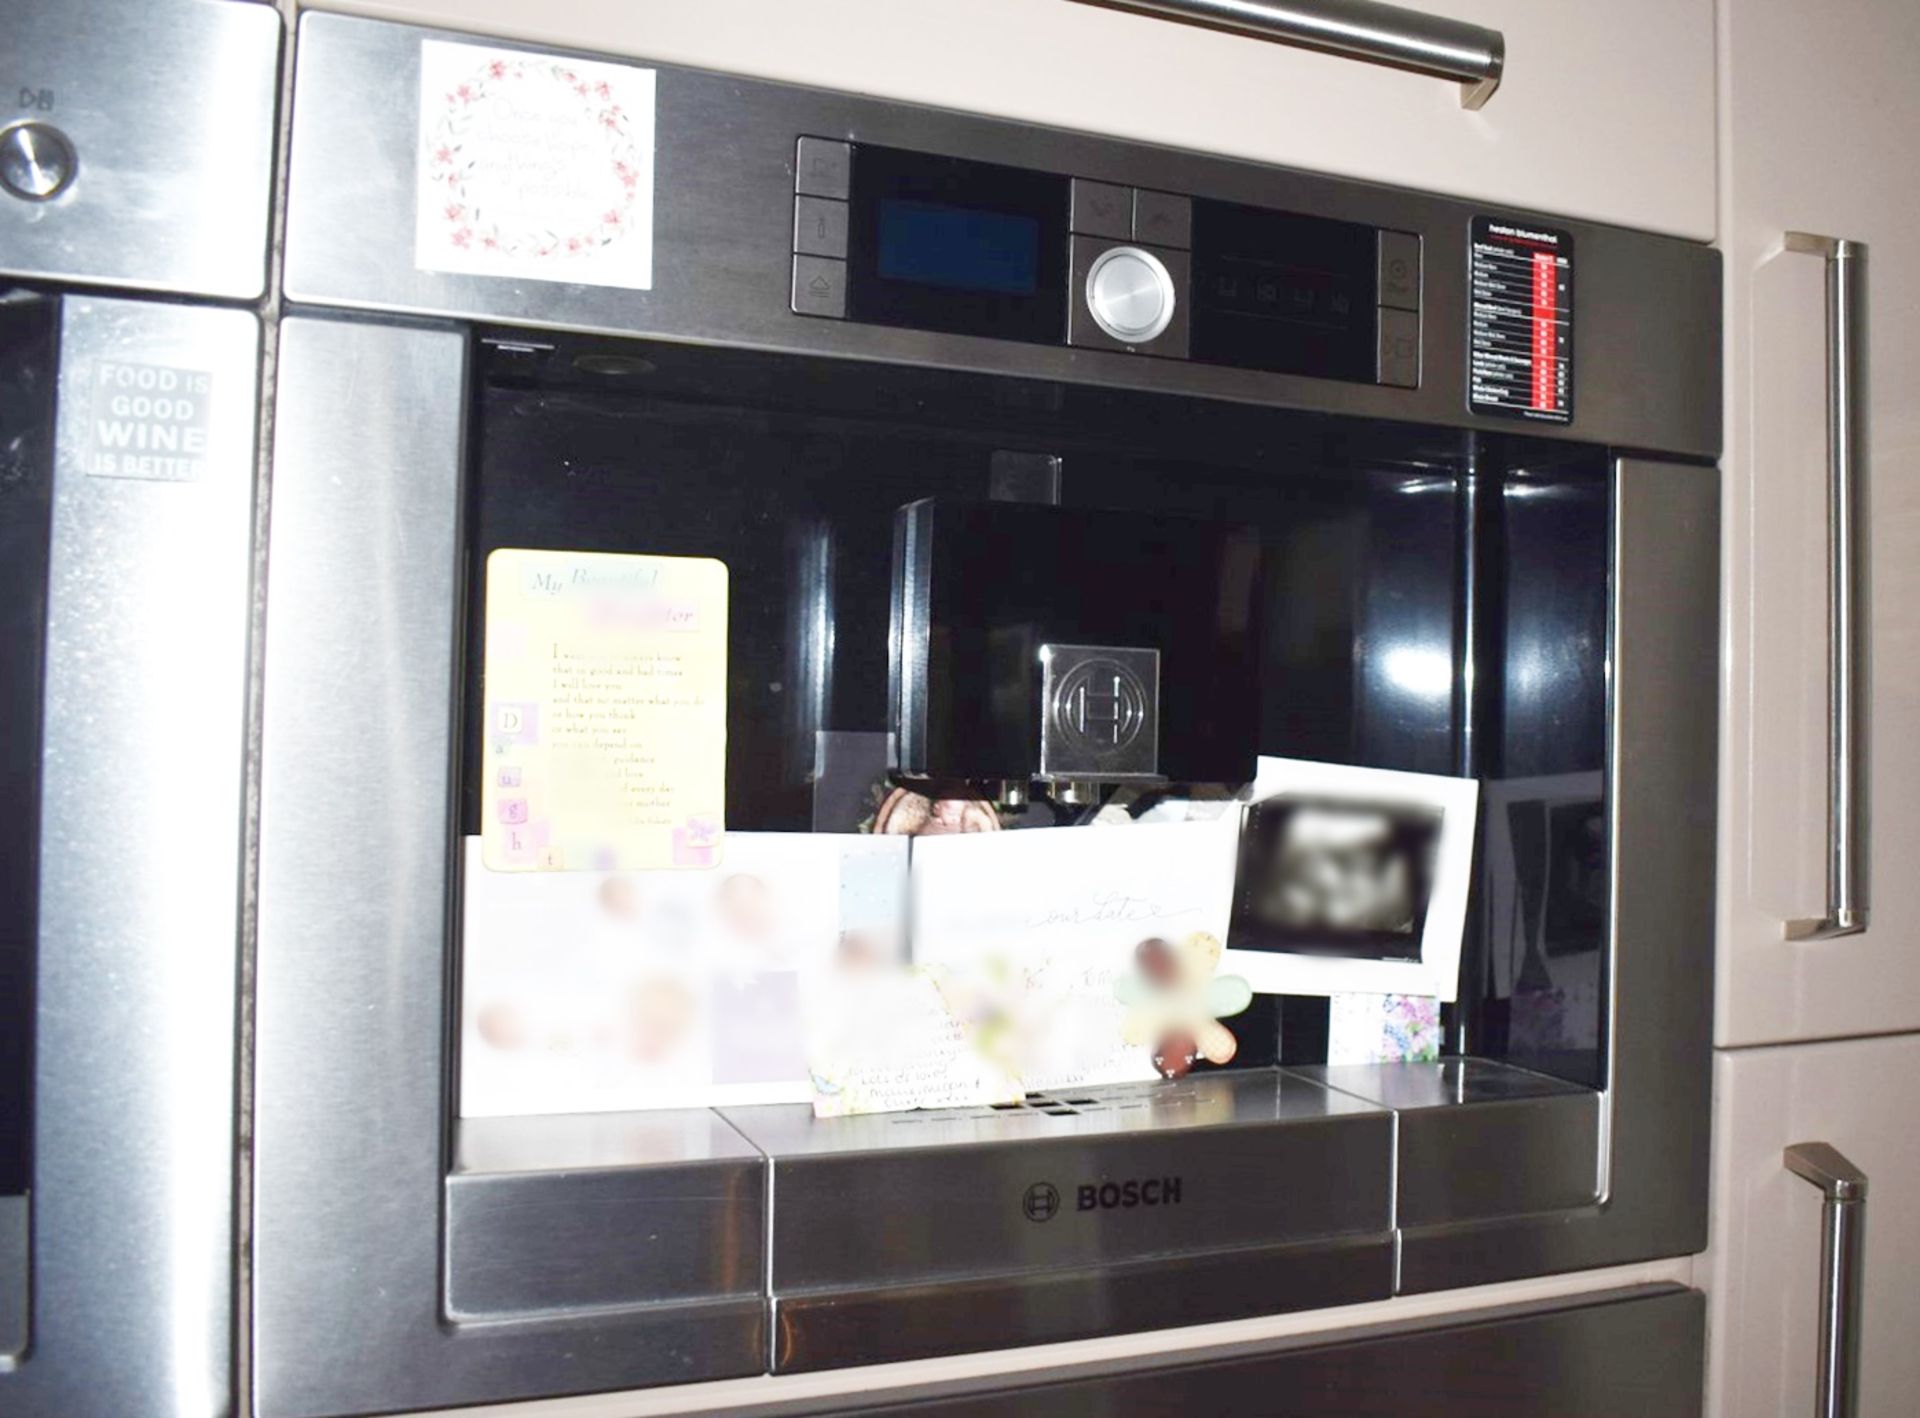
1228,796 -> 1442,960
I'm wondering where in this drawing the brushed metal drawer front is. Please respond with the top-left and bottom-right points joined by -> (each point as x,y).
772,1232 -> 1394,1373
729,1071 -> 1391,1291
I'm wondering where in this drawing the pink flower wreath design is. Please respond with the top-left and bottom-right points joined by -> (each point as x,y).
426,55 -> 641,258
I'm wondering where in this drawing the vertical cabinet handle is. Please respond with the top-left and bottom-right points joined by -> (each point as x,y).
1782,234 -> 1871,940
1783,1143 -> 1869,1418
1072,0 -> 1505,109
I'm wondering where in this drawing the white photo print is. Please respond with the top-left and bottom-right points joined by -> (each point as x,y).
1224,757 -> 1479,1001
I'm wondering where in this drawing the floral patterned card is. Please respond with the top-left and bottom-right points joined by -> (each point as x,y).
481,549 -> 726,873
1325,992 -> 1443,1065
416,40 -> 656,289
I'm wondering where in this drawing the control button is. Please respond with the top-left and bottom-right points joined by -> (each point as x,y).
1132,190 -> 1191,249
1069,236 -> 1189,357
1087,245 -> 1176,345
1377,306 -> 1420,387
1070,178 -> 1132,239
0,122 -> 76,202
793,194 -> 849,258
795,136 -> 851,200
1378,230 -> 1421,311
792,254 -> 847,319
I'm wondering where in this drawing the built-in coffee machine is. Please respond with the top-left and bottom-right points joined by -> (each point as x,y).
249,12 -> 1719,1416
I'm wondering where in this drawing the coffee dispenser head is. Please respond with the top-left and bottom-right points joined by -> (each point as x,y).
889,498 -> 1261,803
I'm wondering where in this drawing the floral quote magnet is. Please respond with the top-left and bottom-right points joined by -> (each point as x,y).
416,40 -> 656,289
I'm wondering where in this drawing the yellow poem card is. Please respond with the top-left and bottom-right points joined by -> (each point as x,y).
481,549 -> 727,872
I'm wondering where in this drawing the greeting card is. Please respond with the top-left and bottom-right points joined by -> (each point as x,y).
481,548 -> 726,873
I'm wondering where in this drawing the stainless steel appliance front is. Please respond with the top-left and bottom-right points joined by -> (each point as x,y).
255,12 -> 1720,1414
0,0 -> 279,298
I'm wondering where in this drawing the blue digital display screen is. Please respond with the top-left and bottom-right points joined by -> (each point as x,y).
876,198 -> 1040,296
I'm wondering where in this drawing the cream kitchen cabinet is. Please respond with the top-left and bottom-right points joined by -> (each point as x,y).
1717,0 -> 1920,1046
1705,1034 -> 1920,1417
321,0 -> 1716,240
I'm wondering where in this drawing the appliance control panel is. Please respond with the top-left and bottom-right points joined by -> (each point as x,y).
789,137 -> 1420,390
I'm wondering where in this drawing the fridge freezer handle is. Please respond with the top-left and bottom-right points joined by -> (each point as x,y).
1071,0 -> 1505,109
1783,1142 -> 1868,1418
1782,233 -> 1871,941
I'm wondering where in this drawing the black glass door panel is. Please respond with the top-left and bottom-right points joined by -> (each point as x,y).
463,334 -> 1614,1084
1468,458 -> 1614,1087
0,293 -> 58,1198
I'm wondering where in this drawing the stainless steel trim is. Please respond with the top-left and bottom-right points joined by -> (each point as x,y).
1782,234 -> 1871,941
0,1196 -> 24,1361
0,297 -> 257,1417
1398,460 -> 1718,1292
285,12 -> 1719,461
446,1111 -> 764,1319
1072,0 -> 1505,109
1290,1060 -> 1600,1227
0,0 -> 280,298
890,500 -> 934,775
1784,1142 -> 1868,1418
252,316 -> 766,1418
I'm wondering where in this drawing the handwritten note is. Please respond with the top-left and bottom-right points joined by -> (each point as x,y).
808,967 -> 1022,1118
415,40 -> 656,289
908,821 -> 1240,1092
481,548 -> 726,872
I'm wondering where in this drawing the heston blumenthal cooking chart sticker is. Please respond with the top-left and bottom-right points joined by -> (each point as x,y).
482,550 -> 728,873
1469,217 -> 1573,424
416,40 -> 656,289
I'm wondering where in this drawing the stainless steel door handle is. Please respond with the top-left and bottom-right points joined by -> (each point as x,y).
1782,234 -> 1871,940
1783,1143 -> 1868,1418
1073,0 -> 1505,109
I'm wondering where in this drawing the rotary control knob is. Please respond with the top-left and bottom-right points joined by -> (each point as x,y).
0,122 -> 77,202
1085,245 -> 1175,346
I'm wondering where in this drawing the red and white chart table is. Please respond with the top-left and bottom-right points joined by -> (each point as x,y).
1468,217 -> 1573,424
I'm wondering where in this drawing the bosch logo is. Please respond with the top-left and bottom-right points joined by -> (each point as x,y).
1079,1176 -> 1183,1211
1022,1182 -> 1061,1223
1050,657 -> 1150,754
1025,1176 -> 1184,1221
